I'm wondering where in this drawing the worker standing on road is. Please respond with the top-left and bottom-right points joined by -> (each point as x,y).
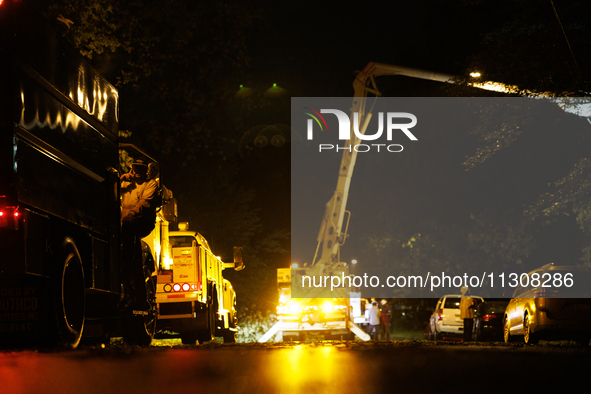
459,286 -> 476,342
379,299 -> 392,340
366,301 -> 381,340
120,160 -> 159,309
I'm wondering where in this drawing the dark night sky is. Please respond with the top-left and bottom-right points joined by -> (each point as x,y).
246,0 -> 494,97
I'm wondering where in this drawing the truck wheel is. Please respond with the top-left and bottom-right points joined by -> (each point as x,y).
196,303 -> 215,344
181,333 -> 197,345
123,314 -> 155,346
222,331 -> 237,343
196,287 -> 218,344
123,267 -> 156,346
52,240 -> 86,349
196,306 -> 214,344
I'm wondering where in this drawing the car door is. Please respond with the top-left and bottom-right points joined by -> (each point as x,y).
514,271 -> 540,334
513,279 -> 535,335
507,286 -> 522,335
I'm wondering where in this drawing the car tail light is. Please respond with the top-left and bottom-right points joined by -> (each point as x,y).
438,309 -> 443,321
181,283 -> 190,292
172,283 -> 181,292
481,314 -> 497,322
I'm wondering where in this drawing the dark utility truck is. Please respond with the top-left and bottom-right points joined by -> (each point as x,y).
0,0 -> 155,348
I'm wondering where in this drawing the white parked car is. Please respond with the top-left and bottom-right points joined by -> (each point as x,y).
429,294 -> 484,340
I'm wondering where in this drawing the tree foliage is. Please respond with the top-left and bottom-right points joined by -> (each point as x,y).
460,0 -> 591,94
36,0 -> 292,312
462,0 -> 591,264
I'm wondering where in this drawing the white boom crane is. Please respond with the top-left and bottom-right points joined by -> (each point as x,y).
309,63 -> 456,278
309,61 -> 591,280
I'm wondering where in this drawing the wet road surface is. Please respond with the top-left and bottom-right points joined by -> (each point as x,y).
1,340 -> 590,393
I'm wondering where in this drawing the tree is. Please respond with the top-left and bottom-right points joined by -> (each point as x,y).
37,0 -> 293,312
453,0 -> 591,264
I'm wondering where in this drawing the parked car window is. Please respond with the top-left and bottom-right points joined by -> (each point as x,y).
443,298 -> 460,309
524,270 -> 543,293
512,285 -> 523,298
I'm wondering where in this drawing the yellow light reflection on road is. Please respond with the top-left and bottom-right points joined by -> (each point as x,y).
267,345 -> 355,393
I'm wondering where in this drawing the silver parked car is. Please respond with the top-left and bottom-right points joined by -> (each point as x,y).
504,264 -> 591,345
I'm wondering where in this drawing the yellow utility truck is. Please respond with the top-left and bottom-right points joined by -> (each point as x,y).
144,220 -> 244,344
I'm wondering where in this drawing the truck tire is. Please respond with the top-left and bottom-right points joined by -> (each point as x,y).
196,305 -> 214,344
222,331 -> 237,343
196,286 -> 217,344
52,239 -> 86,349
122,266 -> 156,346
181,332 -> 197,345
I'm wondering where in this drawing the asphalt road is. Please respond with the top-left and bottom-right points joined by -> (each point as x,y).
1,340 -> 590,394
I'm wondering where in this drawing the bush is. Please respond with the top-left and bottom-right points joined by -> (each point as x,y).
237,309 -> 277,343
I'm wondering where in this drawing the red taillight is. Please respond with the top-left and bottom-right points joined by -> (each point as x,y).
533,289 -> 545,298
0,206 -> 21,229
481,314 -> 497,322
534,289 -> 560,298
181,283 -> 190,292
438,309 -> 443,321
172,283 -> 181,292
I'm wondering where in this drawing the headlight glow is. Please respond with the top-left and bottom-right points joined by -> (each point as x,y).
288,301 -> 302,314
